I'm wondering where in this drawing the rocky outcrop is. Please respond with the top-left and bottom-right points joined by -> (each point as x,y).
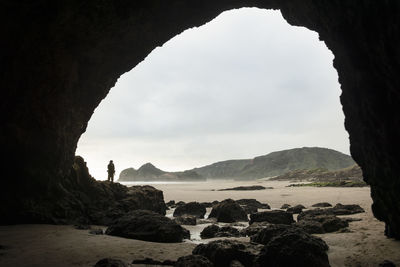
208,199 -> 248,223
175,255 -> 213,267
105,210 -> 189,243
94,258 -> 130,267
200,224 -> 240,239
287,204 -> 306,214
173,202 -> 206,218
193,240 -> 263,267
249,210 -> 294,225
174,215 -> 197,225
1,1 -> 400,239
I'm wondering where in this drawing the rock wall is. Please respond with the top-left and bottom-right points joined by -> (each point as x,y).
1,1 -> 399,238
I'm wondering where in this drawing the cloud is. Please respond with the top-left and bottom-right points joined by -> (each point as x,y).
76,8 -> 348,179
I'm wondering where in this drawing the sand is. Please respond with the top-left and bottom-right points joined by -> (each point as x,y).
1,180 -> 399,266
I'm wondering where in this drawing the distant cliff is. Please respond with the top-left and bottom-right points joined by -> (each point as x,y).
118,163 -> 204,182
190,147 -> 355,180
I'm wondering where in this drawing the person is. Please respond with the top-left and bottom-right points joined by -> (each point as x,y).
107,160 -> 115,182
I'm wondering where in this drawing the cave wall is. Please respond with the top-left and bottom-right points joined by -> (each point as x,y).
1,0 -> 399,238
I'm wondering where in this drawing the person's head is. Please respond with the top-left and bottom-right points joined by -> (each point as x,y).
110,160 -> 113,163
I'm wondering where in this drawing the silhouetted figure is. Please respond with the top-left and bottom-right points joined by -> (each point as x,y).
107,160 -> 115,182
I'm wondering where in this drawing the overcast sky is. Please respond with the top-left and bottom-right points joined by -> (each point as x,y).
76,8 -> 349,180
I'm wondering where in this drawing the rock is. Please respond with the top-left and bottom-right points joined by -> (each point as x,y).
295,220 -> 325,234
287,204 -> 306,214
94,258 -> 130,267
250,224 -> 293,244
89,228 -> 103,235
201,224 -> 220,239
378,260 -> 396,267
235,199 -> 270,209
212,200 -> 219,205
311,202 -> 332,207
166,200 -> 175,207
230,260 -> 245,267
240,222 -> 272,237
174,215 -> 197,225
208,199 -> 248,223
331,203 -> 365,215
242,205 -> 258,214
175,255 -> 213,267
218,186 -> 268,191
280,204 -> 291,209
131,258 -> 175,265
254,228 -> 330,267
193,240 -> 263,267
249,210 -> 294,225
173,202 -> 206,218
105,210 -> 189,243
298,213 -> 348,233
200,202 -> 213,208
176,201 -> 186,206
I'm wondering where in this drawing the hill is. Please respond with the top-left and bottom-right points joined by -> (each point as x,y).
118,163 -> 204,182
270,164 -> 363,182
190,147 -> 355,180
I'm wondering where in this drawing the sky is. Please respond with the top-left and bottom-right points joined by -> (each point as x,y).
76,8 -> 349,180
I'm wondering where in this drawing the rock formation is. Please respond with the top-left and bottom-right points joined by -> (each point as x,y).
1,1 -> 399,239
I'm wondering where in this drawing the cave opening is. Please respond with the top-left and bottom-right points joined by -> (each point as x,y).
76,8 -> 349,181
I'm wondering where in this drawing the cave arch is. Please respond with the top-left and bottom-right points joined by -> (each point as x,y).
1,1 -> 399,238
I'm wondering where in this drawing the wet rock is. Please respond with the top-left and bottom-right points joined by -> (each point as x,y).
254,228 -> 330,267
240,222 -> 272,237
280,204 -> 291,209
295,220 -> 325,234
287,204 -> 306,214
89,228 -> 103,235
94,258 -> 130,267
200,224 -> 220,239
249,210 -> 294,225
378,260 -> 396,267
208,199 -> 248,223
131,258 -> 175,265
331,203 -> 365,215
200,202 -> 213,208
298,213 -> 348,233
242,205 -> 258,214
176,201 -> 186,206
173,202 -> 206,218
193,240 -> 263,267
250,224 -> 293,244
235,199 -> 270,209
175,255 -> 213,267
174,215 -> 197,225
166,200 -> 175,207
105,210 -> 189,242
311,202 -> 332,208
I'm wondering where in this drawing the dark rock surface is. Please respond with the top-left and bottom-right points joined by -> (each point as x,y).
235,199 -> 270,209
312,202 -> 333,208
378,260 -> 396,267
175,255 -> 213,267
105,210 -> 189,243
280,204 -> 291,209
193,240 -> 263,267
200,224 -> 240,239
250,224 -> 293,245
173,202 -> 206,218
254,228 -> 330,267
131,258 -> 175,265
331,203 -> 365,215
287,204 -> 306,214
89,228 -> 104,235
94,258 -> 130,267
295,220 -> 325,234
1,1 -> 400,239
174,215 -> 197,225
249,210 -> 294,225
208,199 -> 248,223
240,222 -> 272,237
218,186 -> 267,191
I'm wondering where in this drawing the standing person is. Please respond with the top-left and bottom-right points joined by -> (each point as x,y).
107,160 -> 115,182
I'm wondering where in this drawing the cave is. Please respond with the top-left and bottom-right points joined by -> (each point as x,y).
1,1 -> 400,239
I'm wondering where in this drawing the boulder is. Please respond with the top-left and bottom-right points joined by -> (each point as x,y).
173,202 -> 206,218
200,202 -> 213,208
174,215 -> 197,225
94,258 -> 130,267
240,222 -> 272,237
254,228 -> 330,267
235,199 -> 270,209
295,220 -> 325,234
216,226 -> 240,238
280,204 -> 291,209
166,200 -> 175,207
331,203 -> 365,215
287,204 -> 306,214
131,258 -> 175,265
175,255 -> 213,267
242,205 -> 258,215
208,199 -> 248,223
311,202 -> 332,208
105,210 -> 189,242
249,210 -> 294,225
200,224 -> 220,239
250,224 -> 293,245
193,240 -> 263,267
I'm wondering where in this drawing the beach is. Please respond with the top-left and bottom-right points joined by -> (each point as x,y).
0,180 -> 399,266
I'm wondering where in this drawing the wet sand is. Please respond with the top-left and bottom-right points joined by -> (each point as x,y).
0,180 -> 399,266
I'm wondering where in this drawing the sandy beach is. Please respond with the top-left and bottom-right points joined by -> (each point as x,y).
1,180 -> 399,266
